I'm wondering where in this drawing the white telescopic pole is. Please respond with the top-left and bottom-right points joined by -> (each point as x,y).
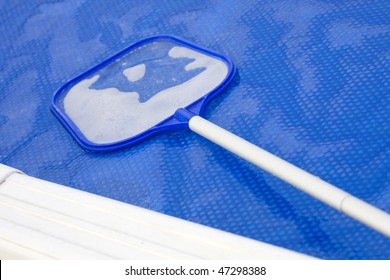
189,116 -> 390,238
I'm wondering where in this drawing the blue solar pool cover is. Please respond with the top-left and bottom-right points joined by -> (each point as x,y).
1,0 -> 389,259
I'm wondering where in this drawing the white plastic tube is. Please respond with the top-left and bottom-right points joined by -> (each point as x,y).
189,116 -> 390,237
0,164 -> 312,259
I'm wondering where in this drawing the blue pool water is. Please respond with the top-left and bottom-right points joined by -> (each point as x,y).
1,0 -> 389,259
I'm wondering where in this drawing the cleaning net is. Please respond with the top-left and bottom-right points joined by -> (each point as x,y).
59,40 -> 228,144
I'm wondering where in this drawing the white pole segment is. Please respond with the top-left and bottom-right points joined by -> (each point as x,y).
189,116 -> 390,237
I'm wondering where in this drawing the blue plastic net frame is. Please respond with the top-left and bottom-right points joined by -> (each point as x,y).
51,35 -> 236,152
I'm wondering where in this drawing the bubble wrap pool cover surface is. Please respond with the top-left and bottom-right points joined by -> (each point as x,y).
1,0 -> 389,259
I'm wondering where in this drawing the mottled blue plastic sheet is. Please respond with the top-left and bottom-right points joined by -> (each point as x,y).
1,0 -> 389,259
